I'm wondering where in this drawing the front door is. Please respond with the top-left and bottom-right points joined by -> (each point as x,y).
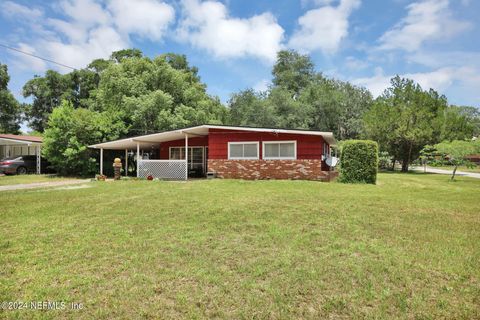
169,147 -> 206,177
188,147 -> 204,177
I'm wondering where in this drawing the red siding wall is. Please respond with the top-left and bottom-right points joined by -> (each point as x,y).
159,136 -> 208,159
208,128 -> 327,160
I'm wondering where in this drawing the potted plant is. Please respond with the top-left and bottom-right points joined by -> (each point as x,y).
95,174 -> 107,181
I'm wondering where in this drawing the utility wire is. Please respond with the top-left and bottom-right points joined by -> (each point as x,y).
0,43 -> 77,70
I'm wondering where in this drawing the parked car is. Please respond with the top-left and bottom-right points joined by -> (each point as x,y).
0,155 -> 53,175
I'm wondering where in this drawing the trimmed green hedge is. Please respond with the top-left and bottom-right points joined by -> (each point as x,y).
339,140 -> 378,184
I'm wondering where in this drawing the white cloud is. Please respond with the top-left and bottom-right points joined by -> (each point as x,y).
407,50 -> 480,69
0,1 -> 43,20
47,18 -> 90,43
10,43 -> 48,72
177,0 -> 284,62
108,0 -> 175,40
300,0 -> 335,7
288,0 -> 360,54
57,0 -> 111,27
42,26 -> 127,69
1,0 -> 175,71
253,79 -> 270,91
378,0 -> 472,52
352,67 -> 390,97
352,66 -> 480,99
344,56 -> 368,71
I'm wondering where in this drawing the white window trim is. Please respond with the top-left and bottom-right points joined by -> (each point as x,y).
228,141 -> 259,160
262,140 -> 297,160
169,146 -> 204,160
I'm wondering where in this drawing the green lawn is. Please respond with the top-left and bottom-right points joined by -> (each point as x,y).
0,173 -> 479,319
0,174 -> 72,186
428,165 -> 480,173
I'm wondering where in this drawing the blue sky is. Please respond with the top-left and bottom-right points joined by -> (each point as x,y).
1,0 -> 479,112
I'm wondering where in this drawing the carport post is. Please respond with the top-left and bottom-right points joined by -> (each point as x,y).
125,149 -> 128,177
136,142 -> 140,178
36,145 -> 41,174
184,133 -> 188,181
100,148 -> 103,175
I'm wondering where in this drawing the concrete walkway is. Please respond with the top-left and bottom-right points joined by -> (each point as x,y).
411,166 -> 480,179
0,179 -> 91,192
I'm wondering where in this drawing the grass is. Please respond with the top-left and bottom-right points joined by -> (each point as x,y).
427,165 -> 480,173
0,174 -> 74,186
0,173 -> 479,319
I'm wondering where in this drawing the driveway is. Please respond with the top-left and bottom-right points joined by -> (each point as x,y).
411,166 -> 480,179
0,179 -> 91,192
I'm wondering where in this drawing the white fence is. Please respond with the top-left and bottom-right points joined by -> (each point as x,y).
138,160 -> 186,180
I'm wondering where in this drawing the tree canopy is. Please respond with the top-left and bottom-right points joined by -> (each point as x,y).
23,49 -> 227,135
42,101 -> 124,176
433,139 -> 480,180
363,76 -> 450,171
229,50 -> 373,140
0,63 -> 22,134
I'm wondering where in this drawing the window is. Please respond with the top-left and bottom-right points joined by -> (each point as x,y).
322,142 -> 330,159
228,142 -> 259,159
263,141 -> 296,160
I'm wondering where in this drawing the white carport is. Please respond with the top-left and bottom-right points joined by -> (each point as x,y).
0,134 -> 43,174
88,126 -> 210,180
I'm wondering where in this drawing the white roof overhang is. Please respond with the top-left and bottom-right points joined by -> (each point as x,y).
0,137 -> 42,146
88,125 -> 336,150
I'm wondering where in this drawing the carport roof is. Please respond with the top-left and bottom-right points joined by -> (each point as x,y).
0,134 -> 42,146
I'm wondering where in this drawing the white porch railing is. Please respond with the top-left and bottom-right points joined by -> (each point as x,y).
138,159 -> 187,180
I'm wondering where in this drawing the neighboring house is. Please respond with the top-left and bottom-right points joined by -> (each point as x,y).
89,125 -> 337,181
0,134 -> 42,159
0,134 -> 43,174
465,154 -> 480,164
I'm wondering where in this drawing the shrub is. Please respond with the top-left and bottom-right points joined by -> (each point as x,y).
339,140 -> 378,184
42,101 -> 124,176
378,151 -> 392,170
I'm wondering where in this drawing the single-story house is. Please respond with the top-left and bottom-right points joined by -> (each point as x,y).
89,125 -> 337,181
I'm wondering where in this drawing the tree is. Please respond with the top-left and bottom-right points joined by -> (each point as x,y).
0,63 -> 22,133
363,76 -> 448,172
161,53 -> 200,82
267,87 -> 311,129
110,48 -> 143,63
228,89 -> 276,127
434,139 -> 480,180
300,77 -> 372,139
441,105 -> 480,141
229,50 -> 373,137
23,70 -> 70,132
94,53 -> 226,133
419,145 -> 437,173
272,50 -> 315,96
22,49 -> 227,136
42,101 -> 124,176
337,82 -> 373,139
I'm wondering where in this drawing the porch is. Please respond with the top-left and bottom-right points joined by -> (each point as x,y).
89,127 -> 210,180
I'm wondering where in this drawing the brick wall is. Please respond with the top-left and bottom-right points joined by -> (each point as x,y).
208,159 -> 338,181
